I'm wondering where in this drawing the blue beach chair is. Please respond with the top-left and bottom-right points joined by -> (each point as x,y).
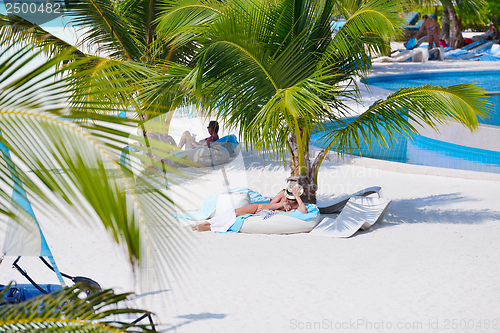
0,141 -> 156,330
404,11 -> 420,26
445,41 -> 497,60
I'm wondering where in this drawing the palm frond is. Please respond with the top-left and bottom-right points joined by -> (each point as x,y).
0,284 -> 155,332
415,0 -> 487,19
246,78 -> 349,159
454,0 -> 487,18
65,56 -> 160,113
328,0 -> 403,71
1,40 -> 192,291
189,0 -> 364,158
63,0 -> 142,60
120,0 -> 161,46
0,14 -> 86,58
156,0 -> 221,53
325,84 -> 491,156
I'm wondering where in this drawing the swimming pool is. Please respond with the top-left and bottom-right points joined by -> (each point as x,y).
311,121 -> 500,174
310,70 -> 500,174
365,71 -> 500,126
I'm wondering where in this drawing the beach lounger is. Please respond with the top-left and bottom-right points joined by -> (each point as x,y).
469,43 -> 500,61
472,54 -> 500,61
445,41 -> 498,60
391,36 -> 428,54
310,196 -> 392,238
404,11 -> 420,27
316,186 -> 382,214
463,39 -> 487,50
428,46 -> 445,60
373,48 -> 429,63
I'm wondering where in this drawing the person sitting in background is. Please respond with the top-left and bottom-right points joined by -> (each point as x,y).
484,22 -> 499,40
416,15 -> 441,50
177,120 -> 220,149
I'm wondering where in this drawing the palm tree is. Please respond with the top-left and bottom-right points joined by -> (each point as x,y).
442,0 -> 486,48
0,283 -> 156,332
0,40 -> 190,291
1,0 -> 229,110
0,0 -> 225,174
412,0 -> 487,48
156,0 -> 491,203
0,0 -> 196,128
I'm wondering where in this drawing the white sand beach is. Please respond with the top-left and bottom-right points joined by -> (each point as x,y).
1,60 -> 500,332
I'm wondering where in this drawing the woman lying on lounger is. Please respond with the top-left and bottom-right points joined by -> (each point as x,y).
195,183 -> 308,231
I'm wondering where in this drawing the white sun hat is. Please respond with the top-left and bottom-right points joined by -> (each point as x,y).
284,181 -> 304,200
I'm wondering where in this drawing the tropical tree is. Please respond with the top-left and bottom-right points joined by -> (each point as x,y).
0,0 -> 206,121
0,0 -> 228,177
413,0 -> 487,47
459,0 -> 500,30
0,40 -> 190,291
156,0 -> 490,203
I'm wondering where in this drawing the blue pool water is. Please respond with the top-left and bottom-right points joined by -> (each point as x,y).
366,71 -> 500,126
311,121 -> 500,174
311,71 -> 500,174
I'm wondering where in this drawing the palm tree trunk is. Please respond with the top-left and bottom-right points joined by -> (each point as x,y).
441,4 -> 450,41
449,10 -> 464,48
442,0 -> 464,48
287,131 -> 317,204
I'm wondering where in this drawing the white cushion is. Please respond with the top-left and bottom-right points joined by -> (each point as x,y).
215,192 -> 250,216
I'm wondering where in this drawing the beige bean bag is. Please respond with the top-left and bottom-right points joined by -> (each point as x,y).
192,144 -> 230,167
239,214 -> 321,234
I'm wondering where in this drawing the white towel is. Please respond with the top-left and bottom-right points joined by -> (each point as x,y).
208,209 -> 236,232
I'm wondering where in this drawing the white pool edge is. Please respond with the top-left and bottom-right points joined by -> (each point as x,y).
313,149 -> 500,181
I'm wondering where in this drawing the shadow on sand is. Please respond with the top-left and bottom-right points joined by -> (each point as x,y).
355,192 -> 500,236
163,312 -> 227,331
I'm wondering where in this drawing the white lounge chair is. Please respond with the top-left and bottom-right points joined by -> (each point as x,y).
428,45 -> 445,61
373,48 -> 429,63
316,186 -> 382,214
310,196 -> 392,238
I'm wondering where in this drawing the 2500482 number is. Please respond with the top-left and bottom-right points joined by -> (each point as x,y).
443,319 -> 498,330
5,2 -> 61,14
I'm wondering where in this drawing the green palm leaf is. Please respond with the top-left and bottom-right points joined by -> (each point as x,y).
187,0 -> 375,155
63,0 -> 142,60
0,41 -> 192,290
453,0 -> 487,18
325,84 -> 491,156
0,14 -> 85,58
328,0 -> 403,71
415,0 -> 487,20
166,0 -> 492,202
156,0 -> 221,52
0,284 -> 156,332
